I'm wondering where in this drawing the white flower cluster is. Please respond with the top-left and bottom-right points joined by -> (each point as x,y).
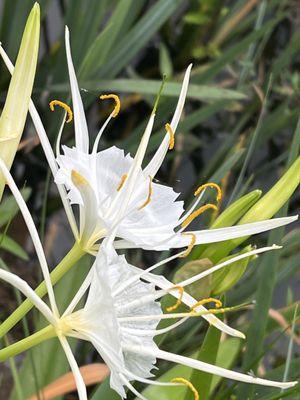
0,27 -> 297,400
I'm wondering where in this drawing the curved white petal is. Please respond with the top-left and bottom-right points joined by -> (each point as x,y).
0,268 -> 55,324
0,44 -> 78,239
144,64 -> 192,178
65,26 -> 89,153
59,335 -> 88,400
132,347 -> 297,389
0,160 -> 58,316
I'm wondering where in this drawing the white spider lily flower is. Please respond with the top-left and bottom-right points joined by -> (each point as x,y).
0,165 -> 296,398
0,233 -> 297,399
0,29 -> 297,254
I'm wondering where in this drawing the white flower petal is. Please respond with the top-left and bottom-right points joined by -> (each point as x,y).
141,348 -> 297,389
0,160 -> 58,316
59,336 -> 88,400
65,26 -> 89,153
0,268 -> 55,324
144,64 -> 192,178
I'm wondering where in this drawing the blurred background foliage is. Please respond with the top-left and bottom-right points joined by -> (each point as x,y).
0,0 -> 299,399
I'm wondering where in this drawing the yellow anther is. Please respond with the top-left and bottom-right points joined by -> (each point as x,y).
191,297 -> 223,312
166,286 -> 184,312
71,170 -> 88,186
49,100 -> 73,123
171,378 -> 199,400
179,233 -> 196,258
100,94 -> 121,117
117,174 -> 128,191
165,123 -> 175,150
194,182 -> 222,202
138,176 -> 153,210
181,203 -> 218,228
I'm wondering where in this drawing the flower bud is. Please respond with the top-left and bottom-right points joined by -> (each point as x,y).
0,3 -> 40,199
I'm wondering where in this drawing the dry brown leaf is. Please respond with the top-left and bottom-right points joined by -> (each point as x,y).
28,363 -> 109,400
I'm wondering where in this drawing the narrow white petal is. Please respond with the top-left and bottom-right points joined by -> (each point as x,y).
0,268 -> 55,324
114,216 -> 298,250
179,245 -> 280,288
59,336 -> 88,400
130,347 -> 297,389
0,44 -> 78,239
65,27 -> 89,153
0,160 -> 58,315
144,64 -> 192,178
180,216 -> 299,246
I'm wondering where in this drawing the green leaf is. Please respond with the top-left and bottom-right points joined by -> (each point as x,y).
0,188 -> 31,228
79,0 -> 136,79
184,325 -> 221,400
236,115 -> 300,400
51,78 -> 246,101
98,0 -> 184,78
194,15 -> 284,83
210,338 -> 241,394
91,376 -> 121,400
0,234 -> 28,260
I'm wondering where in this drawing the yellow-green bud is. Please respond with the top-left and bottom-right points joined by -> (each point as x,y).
0,3 -> 40,199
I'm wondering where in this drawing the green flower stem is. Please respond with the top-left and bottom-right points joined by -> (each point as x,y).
0,241 -> 85,339
0,325 -> 56,361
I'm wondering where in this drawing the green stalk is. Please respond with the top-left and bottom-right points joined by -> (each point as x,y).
0,325 -> 56,362
0,242 -> 85,338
